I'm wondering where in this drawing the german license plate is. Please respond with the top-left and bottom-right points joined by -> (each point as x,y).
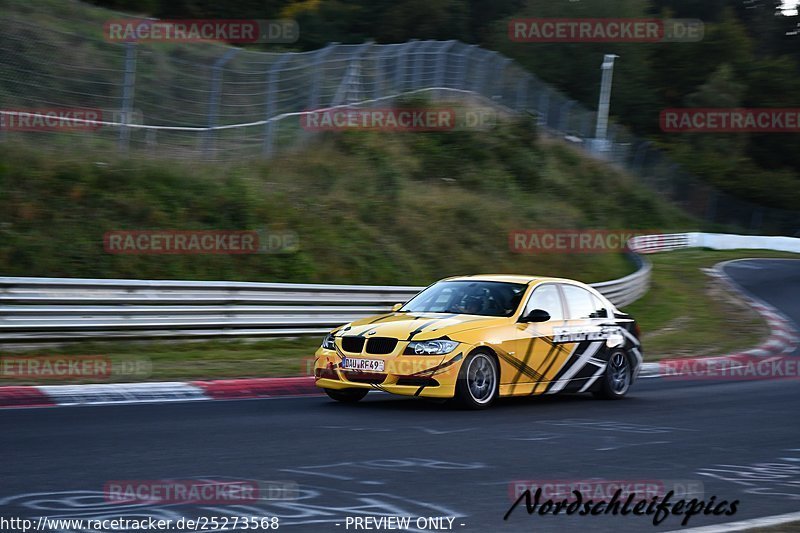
341,357 -> 385,372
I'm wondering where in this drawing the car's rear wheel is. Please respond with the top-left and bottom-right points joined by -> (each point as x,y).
593,350 -> 631,399
455,351 -> 498,409
324,388 -> 369,403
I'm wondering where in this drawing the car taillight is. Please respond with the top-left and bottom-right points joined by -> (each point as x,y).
633,323 -> 641,339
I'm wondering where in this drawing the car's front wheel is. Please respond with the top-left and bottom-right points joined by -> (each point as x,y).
324,388 -> 369,403
593,350 -> 631,399
454,351 -> 499,409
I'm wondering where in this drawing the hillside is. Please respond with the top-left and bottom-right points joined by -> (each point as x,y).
0,121 -> 694,285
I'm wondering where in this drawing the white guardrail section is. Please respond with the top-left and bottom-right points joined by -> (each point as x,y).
0,253 -> 652,343
629,232 -> 800,254
4,232 -> 797,343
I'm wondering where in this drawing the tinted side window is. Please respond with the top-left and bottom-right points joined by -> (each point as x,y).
524,284 -> 564,321
562,285 -> 596,319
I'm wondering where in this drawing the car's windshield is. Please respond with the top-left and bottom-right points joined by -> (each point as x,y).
400,280 -> 527,317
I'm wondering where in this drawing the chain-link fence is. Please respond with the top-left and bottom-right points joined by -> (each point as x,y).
1,16 -> 798,234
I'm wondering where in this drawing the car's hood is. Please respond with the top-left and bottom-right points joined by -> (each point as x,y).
334,312 -> 507,341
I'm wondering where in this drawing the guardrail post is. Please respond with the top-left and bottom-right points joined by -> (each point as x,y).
118,42 -> 137,152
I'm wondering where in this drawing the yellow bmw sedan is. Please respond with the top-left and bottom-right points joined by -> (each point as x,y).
313,275 -> 642,409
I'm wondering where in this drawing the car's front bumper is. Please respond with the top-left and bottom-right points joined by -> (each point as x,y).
313,347 -> 465,399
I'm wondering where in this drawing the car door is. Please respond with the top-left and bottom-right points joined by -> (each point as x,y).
545,283 -> 611,394
503,283 -> 577,395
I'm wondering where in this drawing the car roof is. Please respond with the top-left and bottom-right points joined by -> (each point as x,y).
442,274 -> 576,285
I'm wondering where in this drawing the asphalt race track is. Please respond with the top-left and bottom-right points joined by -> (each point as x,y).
1,259 -> 799,533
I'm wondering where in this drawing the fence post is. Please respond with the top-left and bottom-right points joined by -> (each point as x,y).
309,43 -> 339,111
435,40 -> 457,98
375,44 -> 397,101
118,42 -> 137,152
331,41 -> 373,106
412,40 -> 434,91
394,39 -> 417,93
262,54 -> 293,157
204,48 -> 240,156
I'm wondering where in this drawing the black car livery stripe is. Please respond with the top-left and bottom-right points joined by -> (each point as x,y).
530,342 -> 564,395
497,350 -> 545,383
409,353 -> 464,377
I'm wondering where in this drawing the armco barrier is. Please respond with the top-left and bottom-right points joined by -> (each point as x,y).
629,232 -> 800,254
8,232 -> 796,344
0,255 -> 650,344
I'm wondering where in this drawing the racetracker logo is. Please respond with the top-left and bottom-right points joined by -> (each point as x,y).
104,19 -> 299,44
508,479 -> 704,501
660,355 -> 800,380
300,108 -> 456,132
0,109 -> 102,131
104,229 -> 298,255
661,108 -> 800,133
510,230 -> 660,254
508,18 -> 704,42
0,356 -> 111,379
0,109 -> 144,131
0,355 -> 151,380
104,480 -> 298,504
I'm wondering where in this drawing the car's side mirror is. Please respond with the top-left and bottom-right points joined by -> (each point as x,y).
391,303 -> 403,312
521,308 -> 550,323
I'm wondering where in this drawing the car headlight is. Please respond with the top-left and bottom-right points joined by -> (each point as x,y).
405,340 -> 459,355
321,334 -> 336,350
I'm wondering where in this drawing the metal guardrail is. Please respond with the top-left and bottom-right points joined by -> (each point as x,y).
0,253 -> 651,343
628,233 -> 692,254
0,278 -> 423,343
